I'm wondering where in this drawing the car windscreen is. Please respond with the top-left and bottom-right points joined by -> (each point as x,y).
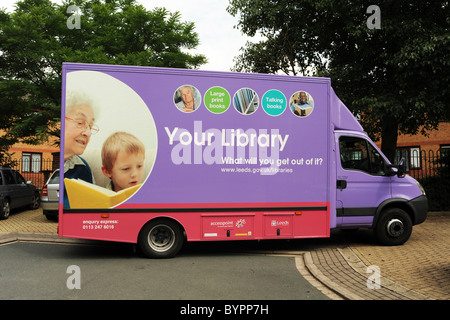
49,171 -> 60,184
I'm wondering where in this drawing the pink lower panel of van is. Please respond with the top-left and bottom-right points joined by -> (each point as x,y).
59,202 -> 329,243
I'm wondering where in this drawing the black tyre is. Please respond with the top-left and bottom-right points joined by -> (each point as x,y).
30,192 -> 41,210
138,219 -> 184,258
375,208 -> 412,246
0,198 -> 11,220
44,211 -> 58,221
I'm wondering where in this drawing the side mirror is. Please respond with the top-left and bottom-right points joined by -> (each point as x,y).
397,158 -> 406,178
386,158 -> 406,178
386,165 -> 398,176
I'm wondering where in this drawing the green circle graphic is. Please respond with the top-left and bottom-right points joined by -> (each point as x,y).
204,86 -> 231,114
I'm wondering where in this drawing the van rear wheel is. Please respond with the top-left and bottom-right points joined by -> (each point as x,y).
375,208 -> 412,246
138,219 -> 184,258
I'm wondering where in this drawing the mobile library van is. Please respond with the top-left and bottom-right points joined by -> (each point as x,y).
60,63 -> 428,258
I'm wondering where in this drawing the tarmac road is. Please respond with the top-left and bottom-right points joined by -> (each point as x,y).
0,208 -> 448,300
0,241 -> 329,300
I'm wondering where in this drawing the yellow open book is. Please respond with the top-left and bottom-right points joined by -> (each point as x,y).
64,178 -> 141,208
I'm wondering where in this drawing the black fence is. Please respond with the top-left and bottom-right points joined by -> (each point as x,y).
4,150 -> 449,210
403,149 -> 450,211
9,158 -> 56,190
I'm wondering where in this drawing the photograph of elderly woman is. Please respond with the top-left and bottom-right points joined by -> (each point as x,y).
63,71 -> 157,209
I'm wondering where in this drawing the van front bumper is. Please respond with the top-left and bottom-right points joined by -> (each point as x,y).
410,195 -> 428,225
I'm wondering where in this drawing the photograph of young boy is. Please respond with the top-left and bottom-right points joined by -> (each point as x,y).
101,132 -> 146,192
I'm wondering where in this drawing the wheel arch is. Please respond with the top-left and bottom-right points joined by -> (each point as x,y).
374,198 -> 416,228
137,216 -> 187,242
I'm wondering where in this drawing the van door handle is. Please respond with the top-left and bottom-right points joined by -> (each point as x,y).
337,180 -> 347,190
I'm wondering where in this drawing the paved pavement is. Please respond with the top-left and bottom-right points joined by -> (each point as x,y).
0,208 -> 448,300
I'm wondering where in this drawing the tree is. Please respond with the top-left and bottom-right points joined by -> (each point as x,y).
228,0 -> 326,76
0,0 -> 206,158
228,0 -> 449,162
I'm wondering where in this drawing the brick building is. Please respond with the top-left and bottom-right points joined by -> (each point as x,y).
6,136 -> 59,189
395,121 -> 450,170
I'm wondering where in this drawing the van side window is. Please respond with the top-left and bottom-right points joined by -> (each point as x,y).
339,136 -> 386,175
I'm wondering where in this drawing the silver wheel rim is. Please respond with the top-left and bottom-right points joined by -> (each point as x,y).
32,195 -> 39,209
386,218 -> 404,237
147,224 -> 176,252
2,201 -> 10,218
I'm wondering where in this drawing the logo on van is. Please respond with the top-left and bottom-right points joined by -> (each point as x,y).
271,220 -> 289,227
236,219 -> 246,228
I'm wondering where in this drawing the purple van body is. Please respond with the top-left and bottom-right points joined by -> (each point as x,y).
60,63 -> 427,248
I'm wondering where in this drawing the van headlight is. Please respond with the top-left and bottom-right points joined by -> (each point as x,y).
417,182 -> 426,195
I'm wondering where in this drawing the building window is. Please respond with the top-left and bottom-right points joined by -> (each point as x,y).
395,147 -> 421,170
440,145 -> 450,156
22,153 -> 42,173
440,145 -> 450,168
410,147 -> 421,169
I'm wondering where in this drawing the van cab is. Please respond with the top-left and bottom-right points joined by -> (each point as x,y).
335,131 -> 428,245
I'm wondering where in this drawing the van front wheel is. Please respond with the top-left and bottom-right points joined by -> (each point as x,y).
138,219 -> 184,258
375,208 -> 412,246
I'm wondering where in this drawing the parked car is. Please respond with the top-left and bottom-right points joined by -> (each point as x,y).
0,168 -> 41,220
41,169 -> 59,220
